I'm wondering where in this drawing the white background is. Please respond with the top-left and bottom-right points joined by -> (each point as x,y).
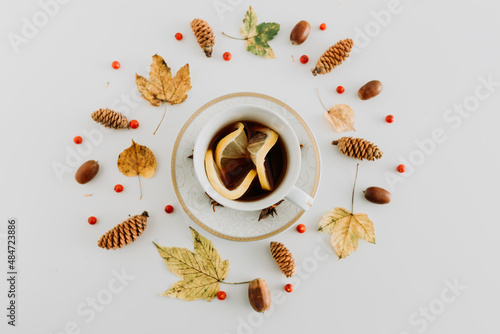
1,0 -> 500,333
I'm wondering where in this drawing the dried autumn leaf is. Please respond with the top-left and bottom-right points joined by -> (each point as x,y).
149,54 -> 172,100
154,227 -> 229,301
325,104 -> 355,133
135,54 -> 191,134
223,6 -> 280,59
135,74 -> 161,107
318,164 -> 375,259
316,89 -> 355,133
117,140 -> 157,199
318,207 -> 375,259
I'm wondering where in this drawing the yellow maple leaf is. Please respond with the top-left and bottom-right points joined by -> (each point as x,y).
154,227 -> 230,301
318,164 -> 376,259
318,207 -> 375,259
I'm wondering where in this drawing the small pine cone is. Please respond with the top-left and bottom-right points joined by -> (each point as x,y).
98,211 -> 149,250
191,18 -> 215,57
91,108 -> 129,129
312,38 -> 353,76
332,137 -> 383,161
270,241 -> 296,278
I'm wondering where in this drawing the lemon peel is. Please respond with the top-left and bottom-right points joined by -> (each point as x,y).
214,122 -> 248,172
247,128 -> 278,191
205,149 -> 256,200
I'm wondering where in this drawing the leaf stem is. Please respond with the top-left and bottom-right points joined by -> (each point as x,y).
220,280 -> 251,285
351,164 -> 359,212
138,175 -> 143,200
153,104 -> 167,135
315,88 -> 329,111
221,32 -> 247,40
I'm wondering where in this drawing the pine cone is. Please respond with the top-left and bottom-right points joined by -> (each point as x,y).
91,108 -> 129,129
332,137 -> 383,161
98,211 -> 149,250
191,18 -> 215,57
191,19 -> 215,58
270,241 -> 296,278
312,38 -> 353,76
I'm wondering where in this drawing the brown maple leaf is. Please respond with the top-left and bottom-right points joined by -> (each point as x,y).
135,54 -> 191,134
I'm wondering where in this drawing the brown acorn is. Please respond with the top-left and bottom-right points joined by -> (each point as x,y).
248,278 -> 271,313
75,160 -> 99,184
358,80 -> 383,100
364,187 -> 391,204
290,20 -> 311,45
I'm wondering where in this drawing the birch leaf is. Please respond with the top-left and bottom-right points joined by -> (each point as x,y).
325,104 -> 356,133
117,140 -> 156,199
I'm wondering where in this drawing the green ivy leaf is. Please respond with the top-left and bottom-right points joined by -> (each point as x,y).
238,6 -> 280,59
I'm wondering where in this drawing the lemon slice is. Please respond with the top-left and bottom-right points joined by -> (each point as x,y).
247,128 -> 279,191
205,149 -> 257,200
215,122 -> 248,172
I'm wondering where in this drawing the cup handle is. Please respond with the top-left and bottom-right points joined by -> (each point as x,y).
285,186 -> 313,211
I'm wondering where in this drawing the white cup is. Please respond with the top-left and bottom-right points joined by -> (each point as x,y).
193,104 -> 313,212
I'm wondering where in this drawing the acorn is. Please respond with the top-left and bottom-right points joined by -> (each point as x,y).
358,80 -> 383,100
364,186 -> 391,204
248,278 -> 271,313
75,160 -> 99,184
290,20 -> 311,45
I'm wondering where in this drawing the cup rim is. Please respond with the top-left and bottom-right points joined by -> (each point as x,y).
193,104 -> 301,211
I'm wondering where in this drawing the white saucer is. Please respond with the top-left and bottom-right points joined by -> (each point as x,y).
171,93 -> 320,241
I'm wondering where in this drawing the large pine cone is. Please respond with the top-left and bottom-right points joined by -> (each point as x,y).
312,38 -> 353,76
98,211 -> 149,250
91,108 -> 129,129
332,137 -> 383,161
270,241 -> 296,277
191,18 -> 215,58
